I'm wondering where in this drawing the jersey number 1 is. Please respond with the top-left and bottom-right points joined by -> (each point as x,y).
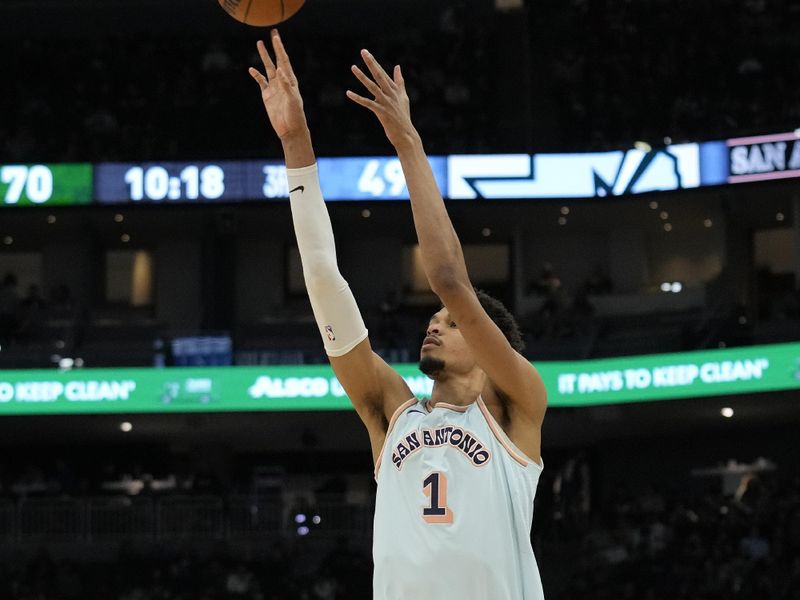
422,472 -> 454,524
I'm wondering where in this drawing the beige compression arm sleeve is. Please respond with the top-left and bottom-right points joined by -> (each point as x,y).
287,163 -> 368,357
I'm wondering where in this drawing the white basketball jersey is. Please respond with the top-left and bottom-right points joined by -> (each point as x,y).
373,396 -> 545,600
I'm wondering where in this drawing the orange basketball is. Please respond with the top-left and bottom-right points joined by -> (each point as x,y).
217,0 -> 305,26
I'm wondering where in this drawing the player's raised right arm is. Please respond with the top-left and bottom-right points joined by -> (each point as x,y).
249,31 -> 412,462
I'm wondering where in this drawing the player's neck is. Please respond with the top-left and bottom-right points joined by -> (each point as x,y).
429,371 -> 485,408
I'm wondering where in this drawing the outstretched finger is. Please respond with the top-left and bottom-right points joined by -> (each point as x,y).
248,67 -> 269,91
346,89 -> 381,112
271,29 -> 295,77
351,65 -> 383,98
275,66 -> 295,90
360,49 -> 395,92
256,40 -> 276,80
393,65 -> 404,87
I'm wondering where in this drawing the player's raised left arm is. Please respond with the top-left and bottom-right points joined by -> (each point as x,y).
346,50 -> 547,426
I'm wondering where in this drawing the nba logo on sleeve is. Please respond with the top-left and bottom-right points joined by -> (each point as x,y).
325,325 -> 336,341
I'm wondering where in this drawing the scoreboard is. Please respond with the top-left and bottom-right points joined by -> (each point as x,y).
3,131 -> 798,208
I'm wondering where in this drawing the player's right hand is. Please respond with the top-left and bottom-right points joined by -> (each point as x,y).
249,29 -> 309,141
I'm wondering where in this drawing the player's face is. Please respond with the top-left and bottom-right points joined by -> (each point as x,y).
419,307 -> 475,377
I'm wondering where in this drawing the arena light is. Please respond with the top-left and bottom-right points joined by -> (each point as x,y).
720,407 -> 734,418
634,141 -> 652,152
120,421 -> 133,432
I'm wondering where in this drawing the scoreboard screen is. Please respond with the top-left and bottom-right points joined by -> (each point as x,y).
9,133 -> 795,207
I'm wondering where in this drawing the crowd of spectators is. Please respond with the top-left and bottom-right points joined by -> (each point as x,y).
0,540 -> 372,600
1,3 -> 491,162
0,457 -> 217,499
537,0 -> 800,151
1,452 -> 797,599
1,263 -> 796,367
551,470 -> 800,599
0,450 -> 356,502
3,0 -> 800,164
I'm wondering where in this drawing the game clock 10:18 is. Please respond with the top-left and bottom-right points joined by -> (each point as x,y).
94,161 -> 290,204
0,164 -> 93,207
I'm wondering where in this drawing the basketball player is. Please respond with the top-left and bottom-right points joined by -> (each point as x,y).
249,30 -> 547,599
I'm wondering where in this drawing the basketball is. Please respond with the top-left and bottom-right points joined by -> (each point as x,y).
217,0 -> 305,26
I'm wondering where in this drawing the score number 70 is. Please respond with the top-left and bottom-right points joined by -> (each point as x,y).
1,165 -> 54,204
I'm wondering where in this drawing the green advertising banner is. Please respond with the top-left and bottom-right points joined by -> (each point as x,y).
1,164 -> 92,206
0,343 -> 798,415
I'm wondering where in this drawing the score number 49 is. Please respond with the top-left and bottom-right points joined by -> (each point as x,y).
358,159 -> 406,197
1,165 -> 53,204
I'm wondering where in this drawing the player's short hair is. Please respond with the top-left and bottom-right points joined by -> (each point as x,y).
473,288 -> 526,354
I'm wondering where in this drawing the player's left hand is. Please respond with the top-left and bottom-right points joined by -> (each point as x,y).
347,50 -> 418,149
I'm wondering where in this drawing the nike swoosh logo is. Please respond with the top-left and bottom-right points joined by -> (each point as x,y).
289,185 -> 305,194
408,409 -> 425,416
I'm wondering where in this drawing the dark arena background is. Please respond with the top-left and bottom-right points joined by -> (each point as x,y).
1,0 -> 800,598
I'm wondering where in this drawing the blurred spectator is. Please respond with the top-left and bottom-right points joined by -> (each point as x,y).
15,284 -> 47,342
528,263 -> 562,297
49,283 -> 76,315
739,524 -> 770,561
0,273 -> 20,345
529,263 -> 570,338
584,264 -> 614,296
225,564 -> 254,596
